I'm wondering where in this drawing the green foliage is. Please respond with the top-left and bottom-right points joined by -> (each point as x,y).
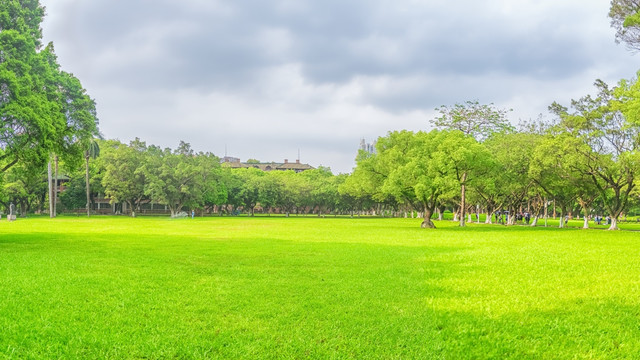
433,100 -> 513,141
609,0 -> 640,50
101,139 -> 149,215
0,1 -> 98,174
548,78 -> 640,229
59,173 -> 86,210
229,167 -> 264,215
1,161 -> 47,214
144,142 -> 214,217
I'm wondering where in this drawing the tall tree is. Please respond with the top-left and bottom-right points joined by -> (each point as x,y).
144,141 -> 208,217
228,167 -> 263,216
300,167 -> 339,216
433,131 -> 494,227
385,131 -> 459,228
433,100 -> 512,142
549,79 -> 640,230
609,0 -> 640,51
101,139 -> 148,217
485,132 -> 539,225
0,1 -> 98,174
529,134 -> 579,229
0,0 -> 49,173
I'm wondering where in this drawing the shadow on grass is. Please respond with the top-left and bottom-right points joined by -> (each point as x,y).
427,298 -> 640,359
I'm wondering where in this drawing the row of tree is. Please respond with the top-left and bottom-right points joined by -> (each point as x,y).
3,82 -> 639,231
1,137 -> 360,218
345,73 -> 640,231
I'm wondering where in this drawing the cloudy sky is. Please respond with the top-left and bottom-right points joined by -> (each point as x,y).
40,0 -> 637,173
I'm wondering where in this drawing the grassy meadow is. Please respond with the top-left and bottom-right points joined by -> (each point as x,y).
1,216 -> 640,359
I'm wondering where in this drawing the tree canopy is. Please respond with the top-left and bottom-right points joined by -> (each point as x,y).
609,0 -> 640,50
0,0 -> 98,174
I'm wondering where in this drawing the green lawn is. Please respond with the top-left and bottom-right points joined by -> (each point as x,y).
1,216 -> 640,359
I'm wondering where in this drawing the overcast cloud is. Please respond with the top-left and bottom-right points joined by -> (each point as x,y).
41,0 -> 638,173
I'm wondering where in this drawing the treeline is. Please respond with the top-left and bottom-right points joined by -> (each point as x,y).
2,76 -> 640,230
1,137 -> 357,218
342,78 -> 640,231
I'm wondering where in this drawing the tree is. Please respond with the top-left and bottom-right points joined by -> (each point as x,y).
609,0 -> 640,51
198,152 -> 226,214
339,147 -> 389,217
433,100 -> 512,142
0,2 -> 98,217
530,134 -> 579,229
273,170 -> 311,216
345,130 -> 463,228
144,142 -> 209,217
531,132 -> 600,229
485,132 -> 539,225
549,79 -> 640,230
301,167 -> 340,216
433,131 -> 494,227
1,161 -> 47,216
229,167 -> 263,216
0,1 -> 49,173
385,131 -> 459,228
0,2 -> 98,174
101,139 -> 148,217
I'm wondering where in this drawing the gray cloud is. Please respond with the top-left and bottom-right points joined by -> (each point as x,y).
47,0 -> 607,89
41,0 -> 639,173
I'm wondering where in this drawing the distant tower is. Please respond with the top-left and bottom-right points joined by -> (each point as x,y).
360,138 -> 376,154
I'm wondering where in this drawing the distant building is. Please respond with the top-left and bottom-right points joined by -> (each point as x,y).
360,138 -> 376,154
221,158 -> 314,173
220,156 -> 240,163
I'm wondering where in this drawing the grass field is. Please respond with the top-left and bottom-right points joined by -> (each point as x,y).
1,216 -> 640,359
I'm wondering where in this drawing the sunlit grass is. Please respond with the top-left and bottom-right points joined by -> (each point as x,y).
1,216 -> 639,358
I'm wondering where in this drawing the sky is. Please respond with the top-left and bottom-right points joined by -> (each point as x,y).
40,0 -> 638,174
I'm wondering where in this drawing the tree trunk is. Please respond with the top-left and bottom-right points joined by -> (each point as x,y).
129,202 -> 136,217
85,152 -> 91,217
485,211 -> 492,224
608,217 -> 619,231
580,203 -> 590,229
459,177 -> 467,227
421,207 -> 436,228
531,216 -> 539,227
53,155 -> 58,217
48,161 -> 53,218
576,199 -> 591,229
